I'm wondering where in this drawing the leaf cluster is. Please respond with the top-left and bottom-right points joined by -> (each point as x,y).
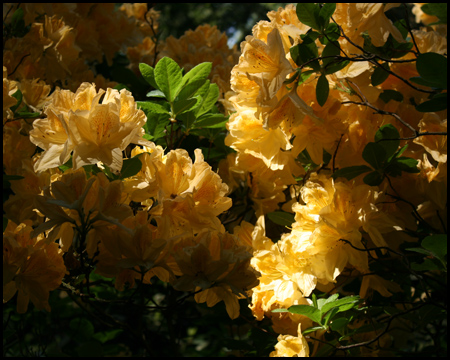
332,124 -> 419,186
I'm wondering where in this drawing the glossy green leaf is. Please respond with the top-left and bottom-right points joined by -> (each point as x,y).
390,157 -> 420,173
196,83 -> 219,117
416,93 -> 447,112
193,114 -> 228,129
379,89 -> 403,103
296,3 -> 321,31
421,234 -> 447,258
298,70 -> 315,85
267,211 -> 295,227
318,3 -> 336,30
371,62 -> 390,86
317,293 -> 339,311
330,317 -> 350,331
10,89 -> 23,114
320,295 -> 360,315
176,79 -> 208,101
287,304 -> 322,324
323,22 -> 340,41
421,3 -> 447,24
119,155 -> 143,180
324,59 -> 349,75
154,57 -> 183,102
362,142 -> 387,169
322,41 -> 341,67
173,97 -> 198,116
180,62 -> 212,88
363,171 -> 384,186
137,101 -> 170,115
146,89 -> 166,98
416,52 -> 447,89
316,74 -> 329,106
374,124 -> 400,160
139,63 -> 158,89
332,165 -> 372,180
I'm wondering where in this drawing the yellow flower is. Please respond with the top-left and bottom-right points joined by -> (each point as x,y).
270,324 -> 310,357
238,27 -> 293,105
32,168 -> 132,252
171,230 -> 258,319
414,114 -> 447,163
30,82 -> 150,174
95,212 -> 173,288
3,221 -> 66,313
69,86 -> 149,173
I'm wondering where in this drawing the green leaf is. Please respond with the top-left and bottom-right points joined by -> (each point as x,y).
176,79 -> 208,101
119,155 -> 143,180
296,3 -> 321,30
323,22 -> 340,42
330,317 -> 350,331
421,3 -> 447,24
10,89 -> 23,114
390,157 -> 420,173
180,62 -> 212,88
93,329 -> 124,344
316,74 -> 329,106
322,41 -> 341,68
318,3 -> 336,30
296,34 -> 320,70
416,93 -> 447,112
332,165 -> 372,180
196,83 -> 220,117
415,52 -> 447,89
172,97 -> 198,116
70,318 -> 95,341
421,234 -> 447,259
410,258 -> 442,271
193,114 -> 228,129
137,101 -> 170,115
15,111 -> 41,119
374,124 -> 400,160
317,293 -> 339,311
371,62 -> 390,86
302,325 -> 327,335
379,89 -> 403,103
267,211 -> 295,227
363,171 -> 384,186
324,59 -> 349,75
287,304 -> 322,324
154,57 -> 183,102
298,70 -> 315,85
139,63 -> 158,89
177,110 -> 197,131
146,89 -> 166,98
143,112 -> 170,140
320,295 -> 360,315
271,308 -> 289,313
362,142 -> 387,169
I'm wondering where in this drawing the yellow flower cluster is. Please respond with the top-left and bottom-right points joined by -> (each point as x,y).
3,3 -> 159,91
223,4 -> 447,356
29,82 -> 150,174
3,220 -> 66,313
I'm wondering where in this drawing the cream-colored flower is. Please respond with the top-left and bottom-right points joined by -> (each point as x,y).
270,324 -> 310,357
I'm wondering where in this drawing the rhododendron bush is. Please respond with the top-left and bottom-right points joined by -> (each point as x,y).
3,3 -> 447,357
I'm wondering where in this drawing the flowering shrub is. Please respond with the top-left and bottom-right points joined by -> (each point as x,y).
3,3 -> 447,357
